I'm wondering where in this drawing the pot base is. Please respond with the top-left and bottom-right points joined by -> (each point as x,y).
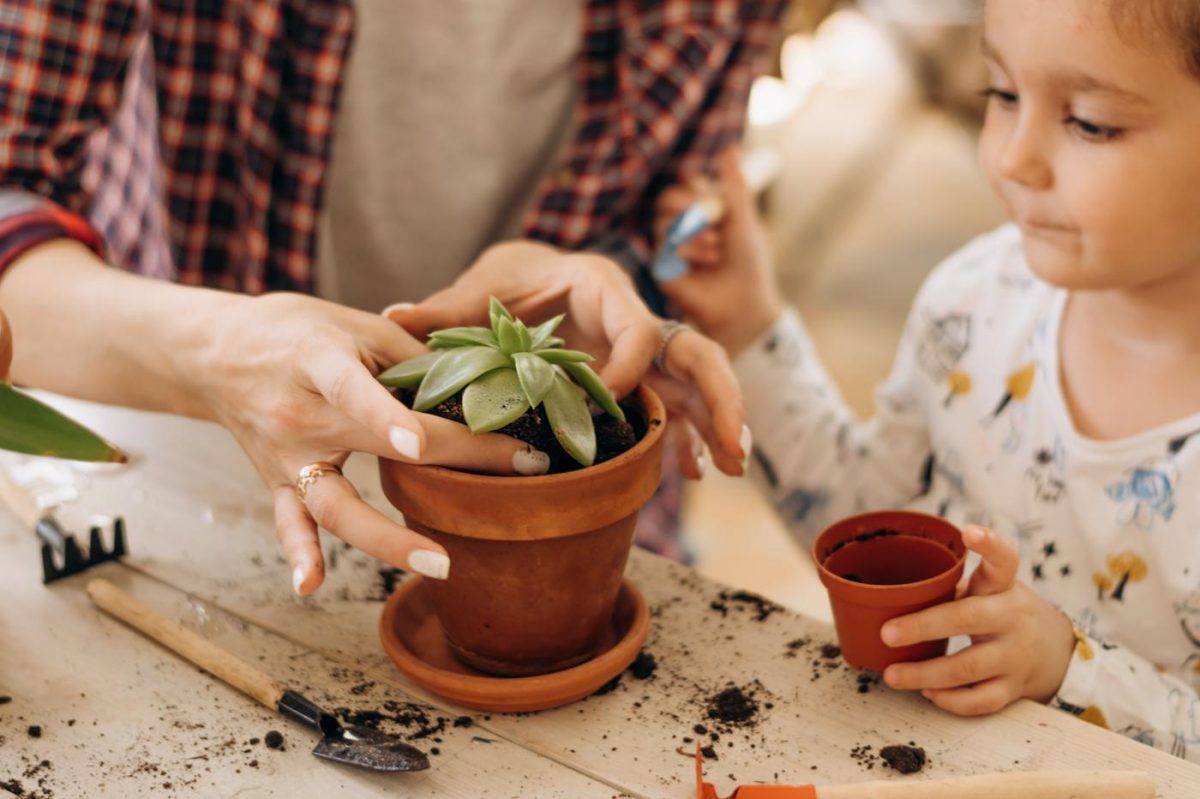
444,635 -> 598,677
379,576 -> 650,713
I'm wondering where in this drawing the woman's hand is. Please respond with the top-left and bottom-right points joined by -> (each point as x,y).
386,243 -> 750,477
196,293 -> 551,595
880,526 -> 1077,714
654,147 -> 783,357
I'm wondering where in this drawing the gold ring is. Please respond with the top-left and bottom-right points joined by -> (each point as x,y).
295,461 -> 343,501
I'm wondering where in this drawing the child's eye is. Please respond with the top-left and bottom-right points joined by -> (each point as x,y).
1066,115 -> 1124,143
980,87 -> 1018,107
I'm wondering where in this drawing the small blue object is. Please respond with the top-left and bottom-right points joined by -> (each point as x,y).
651,202 -> 715,283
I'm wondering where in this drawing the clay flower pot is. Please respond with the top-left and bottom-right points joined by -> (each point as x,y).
812,510 -> 965,672
380,384 -> 666,676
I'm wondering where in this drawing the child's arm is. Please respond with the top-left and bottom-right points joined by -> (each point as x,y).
884,527 -> 1200,760
656,148 -> 935,543
653,148 -> 782,357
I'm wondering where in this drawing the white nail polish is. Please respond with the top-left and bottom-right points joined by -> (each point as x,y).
408,549 -> 451,580
513,447 -> 551,476
382,301 -> 416,316
739,424 -> 753,468
389,426 -> 422,460
696,452 -> 707,479
292,565 -> 306,595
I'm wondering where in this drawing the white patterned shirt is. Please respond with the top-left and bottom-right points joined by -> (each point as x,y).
735,224 -> 1200,761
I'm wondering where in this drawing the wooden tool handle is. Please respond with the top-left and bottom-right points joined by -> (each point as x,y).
87,578 -> 287,711
816,770 -> 1154,799
0,466 -> 45,529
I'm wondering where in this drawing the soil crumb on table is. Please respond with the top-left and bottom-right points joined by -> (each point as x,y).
881,744 -> 927,774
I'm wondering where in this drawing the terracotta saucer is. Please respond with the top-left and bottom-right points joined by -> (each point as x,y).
379,576 -> 649,713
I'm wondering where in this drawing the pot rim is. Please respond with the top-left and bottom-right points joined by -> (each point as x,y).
381,382 -> 666,486
812,509 -> 966,593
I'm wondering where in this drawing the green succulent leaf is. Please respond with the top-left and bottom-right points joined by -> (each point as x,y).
413,346 -> 511,411
540,336 -> 566,350
426,326 -> 496,349
543,373 -> 596,467
515,321 -> 533,352
462,368 -> 530,433
0,384 -> 125,462
377,351 -> 446,388
529,314 -> 565,349
512,352 -> 555,407
496,317 -> 523,355
489,296 -> 513,330
562,362 -> 625,421
533,348 -> 593,364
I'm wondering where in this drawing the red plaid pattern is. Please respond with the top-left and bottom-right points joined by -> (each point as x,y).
1,0 -> 785,290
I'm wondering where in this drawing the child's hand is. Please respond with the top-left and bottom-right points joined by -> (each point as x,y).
653,148 -> 783,357
880,526 -> 1076,715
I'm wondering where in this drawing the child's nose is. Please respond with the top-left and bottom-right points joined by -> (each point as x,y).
996,118 -> 1053,191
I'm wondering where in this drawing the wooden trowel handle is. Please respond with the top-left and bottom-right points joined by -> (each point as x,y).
816,770 -> 1154,799
0,466 -> 45,529
87,578 -> 288,711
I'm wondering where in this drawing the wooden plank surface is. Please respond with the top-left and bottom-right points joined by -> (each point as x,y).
4,394 -> 1200,798
0,541 -> 627,797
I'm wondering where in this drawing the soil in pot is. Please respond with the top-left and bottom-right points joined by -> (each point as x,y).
394,388 -> 643,474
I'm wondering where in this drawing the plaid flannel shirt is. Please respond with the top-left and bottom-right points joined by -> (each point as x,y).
0,0 -> 786,292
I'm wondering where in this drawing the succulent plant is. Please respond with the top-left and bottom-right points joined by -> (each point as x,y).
377,298 -> 625,467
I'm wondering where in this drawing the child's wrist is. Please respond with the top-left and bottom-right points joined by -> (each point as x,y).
709,298 -> 783,358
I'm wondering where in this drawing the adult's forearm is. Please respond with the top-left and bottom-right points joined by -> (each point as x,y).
0,239 -> 243,419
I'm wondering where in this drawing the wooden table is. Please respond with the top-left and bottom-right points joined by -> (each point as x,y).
3,395 -> 1199,798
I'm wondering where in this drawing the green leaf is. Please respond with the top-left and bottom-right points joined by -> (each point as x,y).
496,317 -> 523,355
413,346 -> 511,411
529,314 -> 565,349
0,384 -> 126,462
426,327 -> 496,349
534,348 -> 593,364
540,336 -> 566,350
489,296 -> 513,331
377,351 -> 446,388
562,362 -> 625,421
462,368 -> 530,433
512,352 -> 555,407
543,373 -> 596,467
515,320 -> 533,352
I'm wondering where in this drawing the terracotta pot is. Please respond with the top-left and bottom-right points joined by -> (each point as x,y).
380,384 -> 666,676
812,510 -> 965,671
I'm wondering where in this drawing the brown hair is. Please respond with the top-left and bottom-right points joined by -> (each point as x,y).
1110,0 -> 1200,78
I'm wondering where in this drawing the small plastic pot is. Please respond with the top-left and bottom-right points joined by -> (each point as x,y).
812,510 -> 965,671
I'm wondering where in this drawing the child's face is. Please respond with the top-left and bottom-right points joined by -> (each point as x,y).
978,0 -> 1200,291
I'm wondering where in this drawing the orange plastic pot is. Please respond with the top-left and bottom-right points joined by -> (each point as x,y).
812,510 -> 965,672
380,385 -> 666,676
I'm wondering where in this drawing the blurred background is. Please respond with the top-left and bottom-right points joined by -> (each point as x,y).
682,0 -> 1006,621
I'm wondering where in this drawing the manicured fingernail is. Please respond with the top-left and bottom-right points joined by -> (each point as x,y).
883,667 -> 898,686
696,451 -> 707,479
292,565 -> 307,596
739,425 -> 753,468
963,526 -> 985,546
408,549 -> 450,580
389,426 -> 422,460
382,302 -> 415,316
881,624 -> 899,646
513,447 -> 550,476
